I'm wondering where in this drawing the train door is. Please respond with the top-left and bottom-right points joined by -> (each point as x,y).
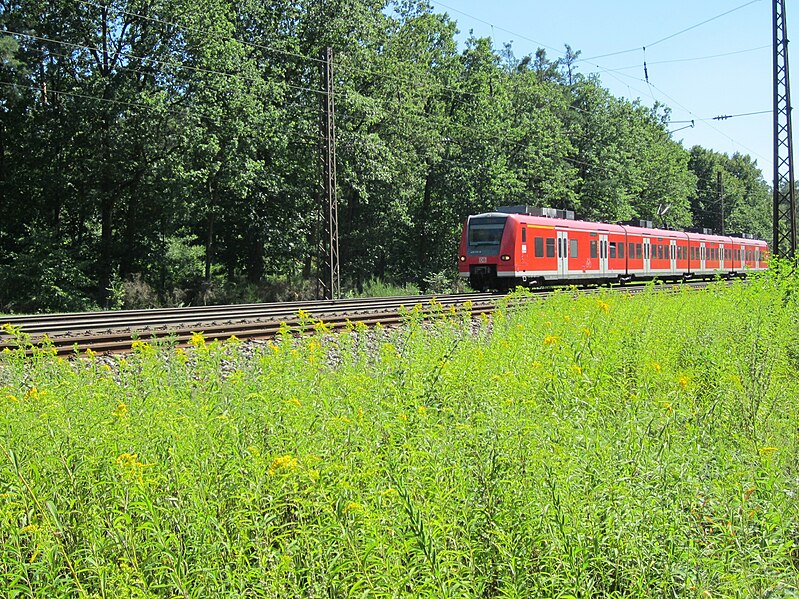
599,233 -> 608,275
643,237 -> 651,275
557,230 -> 569,277
700,242 -> 706,272
719,243 -> 725,271
670,240 -> 677,274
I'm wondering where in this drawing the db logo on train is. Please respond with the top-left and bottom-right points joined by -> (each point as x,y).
479,257 -> 487,263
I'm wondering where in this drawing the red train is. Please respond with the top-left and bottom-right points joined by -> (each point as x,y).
458,207 -> 768,291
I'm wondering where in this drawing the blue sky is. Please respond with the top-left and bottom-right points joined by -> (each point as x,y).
429,0 -> 789,182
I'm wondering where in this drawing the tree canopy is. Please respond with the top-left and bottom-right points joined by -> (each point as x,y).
0,0 -> 773,312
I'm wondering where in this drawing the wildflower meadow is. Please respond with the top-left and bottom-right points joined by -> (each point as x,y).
1,268 -> 799,597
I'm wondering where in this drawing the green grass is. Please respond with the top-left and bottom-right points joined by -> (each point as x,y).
1,269 -> 799,597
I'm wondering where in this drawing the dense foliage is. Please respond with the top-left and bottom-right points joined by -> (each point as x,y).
2,270 -> 799,595
0,0 -> 772,312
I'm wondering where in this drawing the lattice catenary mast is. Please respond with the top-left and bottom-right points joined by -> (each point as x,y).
773,0 -> 796,258
318,46 -> 340,299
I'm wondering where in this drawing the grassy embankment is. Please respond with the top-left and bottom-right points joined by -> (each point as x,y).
1,268 -> 799,597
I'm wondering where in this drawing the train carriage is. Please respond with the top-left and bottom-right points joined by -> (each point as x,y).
458,207 -> 768,291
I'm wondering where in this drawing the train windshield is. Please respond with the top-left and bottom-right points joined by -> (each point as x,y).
467,216 -> 506,253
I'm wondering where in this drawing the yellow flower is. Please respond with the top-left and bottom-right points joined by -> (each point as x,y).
268,454 -> 298,475
112,402 -> 129,419
758,447 -> 778,455
116,453 -> 149,483
313,319 -> 332,334
344,501 -> 363,514
189,332 -> 206,349
677,375 -> 689,390
571,364 -> 583,375
543,334 -> 560,346
662,401 -> 673,414
175,347 -> 188,364
651,362 -> 662,373
25,387 -> 42,400
286,397 -> 301,407
84,347 -> 97,360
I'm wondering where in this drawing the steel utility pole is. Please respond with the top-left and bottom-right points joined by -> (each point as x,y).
773,0 -> 796,257
717,170 -> 725,235
318,46 -> 340,299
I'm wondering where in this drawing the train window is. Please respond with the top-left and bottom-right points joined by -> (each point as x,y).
636,244 -> 642,259
657,245 -> 663,260
628,242 -> 634,258
609,242 -> 617,259
522,227 -> 527,243
618,242 -> 624,259
590,240 -> 597,259
557,237 -> 562,258
546,238 -> 555,258
570,239 -> 578,258
534,237 -> 544,257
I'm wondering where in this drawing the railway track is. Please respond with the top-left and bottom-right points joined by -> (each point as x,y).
0,280 -> 717,356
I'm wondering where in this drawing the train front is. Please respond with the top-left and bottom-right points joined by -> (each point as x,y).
458,213 -> 514,291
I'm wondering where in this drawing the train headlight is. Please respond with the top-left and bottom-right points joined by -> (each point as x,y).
459,255 -> 466,262
501,254 -> 511,261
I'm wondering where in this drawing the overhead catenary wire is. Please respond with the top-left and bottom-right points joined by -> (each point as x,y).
3,4 -> 771,170
425,0 -> 769,167
1,29 -> 326,97
581,0 -> 764,61
74,0 -> 328,67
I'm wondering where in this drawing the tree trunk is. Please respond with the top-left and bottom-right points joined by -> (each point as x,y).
417,165 -> 434,273
205,210 -> 215,282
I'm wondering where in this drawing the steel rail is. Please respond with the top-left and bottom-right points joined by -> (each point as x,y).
0,293 -> 494,335
0,281 -> 718,356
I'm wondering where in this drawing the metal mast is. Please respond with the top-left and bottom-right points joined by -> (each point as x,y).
773,0 -> 796,257
318,46 -> 340,299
